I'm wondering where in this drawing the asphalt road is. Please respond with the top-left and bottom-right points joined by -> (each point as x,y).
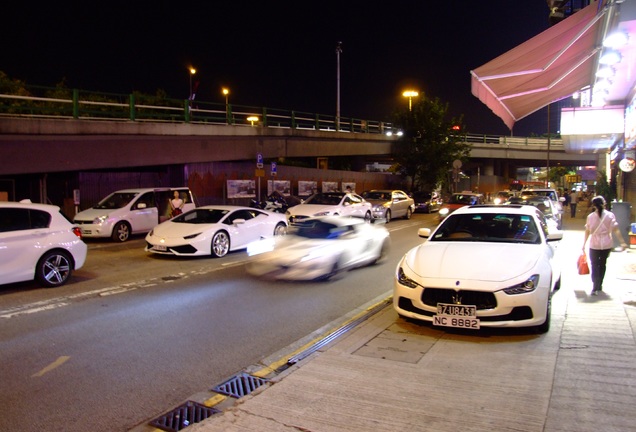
0,214 -> 434,432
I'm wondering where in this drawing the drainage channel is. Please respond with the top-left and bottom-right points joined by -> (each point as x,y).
146,297 -> 392,432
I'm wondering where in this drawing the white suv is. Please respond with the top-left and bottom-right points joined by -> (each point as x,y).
0,201 -> 87,287
74,187 -> 197,242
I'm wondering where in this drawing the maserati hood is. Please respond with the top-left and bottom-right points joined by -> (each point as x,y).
404,242 -> 540,283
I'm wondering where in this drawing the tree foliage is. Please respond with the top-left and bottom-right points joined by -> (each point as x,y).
391,96 -> 471,191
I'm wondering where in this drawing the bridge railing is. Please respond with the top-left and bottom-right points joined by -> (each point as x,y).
0,85 -> 392,134
462,133 -> 563,150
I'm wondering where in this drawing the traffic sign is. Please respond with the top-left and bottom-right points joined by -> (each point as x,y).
271,162 -> 277,176
256,152 -> 263,168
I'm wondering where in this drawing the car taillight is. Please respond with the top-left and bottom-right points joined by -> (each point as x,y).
72,227 -> 82,238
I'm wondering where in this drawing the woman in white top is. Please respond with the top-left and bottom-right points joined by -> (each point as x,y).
582,196 -> 627,295
169,191 -> 184,217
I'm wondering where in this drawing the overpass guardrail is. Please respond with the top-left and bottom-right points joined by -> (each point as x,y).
0,84 -> 563,150
0,85 -> 392,135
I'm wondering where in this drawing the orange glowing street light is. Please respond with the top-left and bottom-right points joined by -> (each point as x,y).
222,87 -> 229,105
247,116 -> 259,126
402,90 -> 419,111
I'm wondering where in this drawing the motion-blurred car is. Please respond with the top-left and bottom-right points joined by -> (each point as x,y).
145,206 -> 287,258
286,192 -> 372,224
412,191 -> 442,213
438,192 -> 485,220
362,189 -> 414,222
394,204 -> 562,333
74,187 -> 197,242
246,216 -> 390,281
0,201 -> 87,287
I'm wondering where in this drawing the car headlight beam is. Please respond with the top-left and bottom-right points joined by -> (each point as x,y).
503,274 -> 540,295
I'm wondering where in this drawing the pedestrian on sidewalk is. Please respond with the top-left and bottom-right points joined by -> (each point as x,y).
570,189 -> 579,217
582,195 -> 628,295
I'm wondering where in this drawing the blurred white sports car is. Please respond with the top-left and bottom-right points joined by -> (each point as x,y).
246,216 -> 390,281
286,192 -> 372,224
394,204 -> 562,333
145,206 -> 287,257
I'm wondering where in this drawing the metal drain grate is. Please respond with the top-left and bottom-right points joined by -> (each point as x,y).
148,400 -> 220,432
212,372 -> 268,398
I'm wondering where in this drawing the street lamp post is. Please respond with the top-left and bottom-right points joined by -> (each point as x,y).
222,88 -> 230,124
402,90 -> 419,111
188,67 -> 196,110
336,41 -> 342,131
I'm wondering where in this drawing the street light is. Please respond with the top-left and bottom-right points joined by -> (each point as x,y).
402,90 -> 419,111
247,116 -> 259,126
222,88 -> 229,105
188,67 -> 196,109
336,41 -> 342,131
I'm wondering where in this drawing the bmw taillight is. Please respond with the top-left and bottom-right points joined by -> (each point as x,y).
72,226 -> 82,238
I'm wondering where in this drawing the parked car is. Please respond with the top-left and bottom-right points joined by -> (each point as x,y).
412,191 -> 442,213
0,200 -> 87,287
394,204 -> 562,333
246,216 -> 390,281
521,188 -> 564,216
362,189 -> 414,222
74,187 -> 197,242
286,192 -> 372,224
145,206 -> 287,258
438,192 -> 485,221
507,194 -> 562,230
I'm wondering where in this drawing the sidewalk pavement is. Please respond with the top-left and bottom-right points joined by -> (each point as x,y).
171,214 -> 636,432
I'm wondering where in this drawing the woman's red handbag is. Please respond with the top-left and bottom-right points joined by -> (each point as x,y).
577,253 -> 590,275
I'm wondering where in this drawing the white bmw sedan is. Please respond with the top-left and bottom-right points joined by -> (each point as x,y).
246,216 -> 390,281
0,201 -> 87,287
394,204 -> 562,333
286,192 -> 372,224
145,206 -> 287,258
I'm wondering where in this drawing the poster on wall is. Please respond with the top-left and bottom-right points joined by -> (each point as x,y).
267,180 -> 291,196
298,181 -> 317,197
227,180 -> 256,198
342,182 -> 356,193
322,182 -> 338,192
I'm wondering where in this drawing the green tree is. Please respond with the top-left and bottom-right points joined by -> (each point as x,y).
392,96 -> 471,191
595,170 -> 616,209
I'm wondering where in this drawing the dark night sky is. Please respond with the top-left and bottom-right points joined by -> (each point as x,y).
2,1 -> 554,136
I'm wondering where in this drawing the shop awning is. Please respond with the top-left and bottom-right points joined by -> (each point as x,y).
470,1 -> 608,130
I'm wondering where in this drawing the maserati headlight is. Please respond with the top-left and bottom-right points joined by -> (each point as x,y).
397,266 -> 420,289
503,275 -> 540,294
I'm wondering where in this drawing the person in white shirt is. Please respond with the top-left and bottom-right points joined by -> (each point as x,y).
169,191 -> 184,217
569,189 -> 579,218
582,196 -> 627,295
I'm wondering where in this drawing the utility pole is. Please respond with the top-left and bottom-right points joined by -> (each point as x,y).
336,41 -> 342,132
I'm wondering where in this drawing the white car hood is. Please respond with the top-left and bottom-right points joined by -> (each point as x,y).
152,221 -> 214,238
74,207 -> 115,220
404,242 -> 540,283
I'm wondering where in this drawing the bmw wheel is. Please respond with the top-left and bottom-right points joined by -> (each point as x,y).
405,208 -> 413,220
211,231 -> 230,257
364,211 -> 372,223
35,250 -> 73,287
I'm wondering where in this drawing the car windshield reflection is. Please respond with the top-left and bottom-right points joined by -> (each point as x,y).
432,213 -> 541,244
94,193 -> 139,209
173,209 -> 228,224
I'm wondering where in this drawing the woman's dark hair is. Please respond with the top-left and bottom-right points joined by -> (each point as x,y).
591,195 -> 605,216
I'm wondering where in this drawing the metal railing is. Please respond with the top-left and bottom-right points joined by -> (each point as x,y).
0,85 -> 392,134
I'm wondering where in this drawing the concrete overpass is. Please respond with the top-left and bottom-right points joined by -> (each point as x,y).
0,117 -> 596,177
